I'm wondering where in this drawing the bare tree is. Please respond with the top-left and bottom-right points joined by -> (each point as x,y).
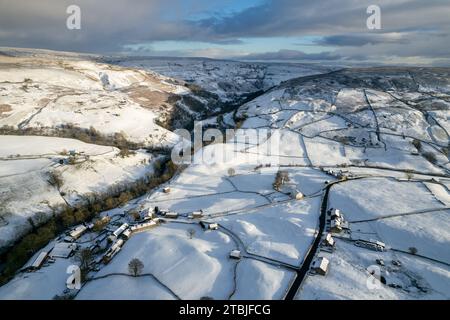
412,139 -> 422,151
74,248 -> 93,277
0,192 -> 13,226
405,171 -> 414,180
273,170 -> 289,191
423,152 -> 437,164
47,170 -> 63,189
227,168 -> 236,177
34,211 -> 48,226
128,258 -> 144,277
187,228 -> 196,239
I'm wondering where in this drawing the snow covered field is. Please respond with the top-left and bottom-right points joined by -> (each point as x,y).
296,239 -> 450,300
0,135 -> 159,249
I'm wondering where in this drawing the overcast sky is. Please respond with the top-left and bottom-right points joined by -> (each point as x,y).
0,0 -> 449,65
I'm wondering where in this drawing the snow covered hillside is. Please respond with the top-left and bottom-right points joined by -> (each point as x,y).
0,48 -> 190,148
0,135 -> 161,250
107,56 -> 333,115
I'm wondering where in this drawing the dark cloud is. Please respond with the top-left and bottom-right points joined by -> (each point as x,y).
316,33 -> 410,47
240,49 -> 343,61
0,0 -> 204,52
242,31 -> 450,65
0,0 -> 449,64
193,0 -> 450,39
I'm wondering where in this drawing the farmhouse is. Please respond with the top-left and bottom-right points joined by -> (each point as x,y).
311,257 -> 330,276
329,208 -> 343,220
322,233 -> 335,247
328,208 -> 349,233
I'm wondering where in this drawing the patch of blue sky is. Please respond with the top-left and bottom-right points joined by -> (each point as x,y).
130,36 -> 333,55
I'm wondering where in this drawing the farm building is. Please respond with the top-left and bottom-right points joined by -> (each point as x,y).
311,257 -> 330,276
30,251 -> 49,270
63,236 -> 73,242
188,210 -> 204,219
50,242 -> 77,258
336,171 -> 348,180
329,208 -> 343,220
122,229 -> 132,240
208,223 -> 219,230
199,221 -> 219,230
330,219 -> 343,233
143,207 -> 156,219
355,239 -> 386,252
68,224 -> 88,241
229,250 -> 241,259
108,223 -> 129,242
103,239 -> 124,264
322,233 -> 335,247
130,220 -> 159,234
164,211 -> 178,219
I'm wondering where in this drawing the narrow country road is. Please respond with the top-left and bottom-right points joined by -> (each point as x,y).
284,182 -> 331,300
